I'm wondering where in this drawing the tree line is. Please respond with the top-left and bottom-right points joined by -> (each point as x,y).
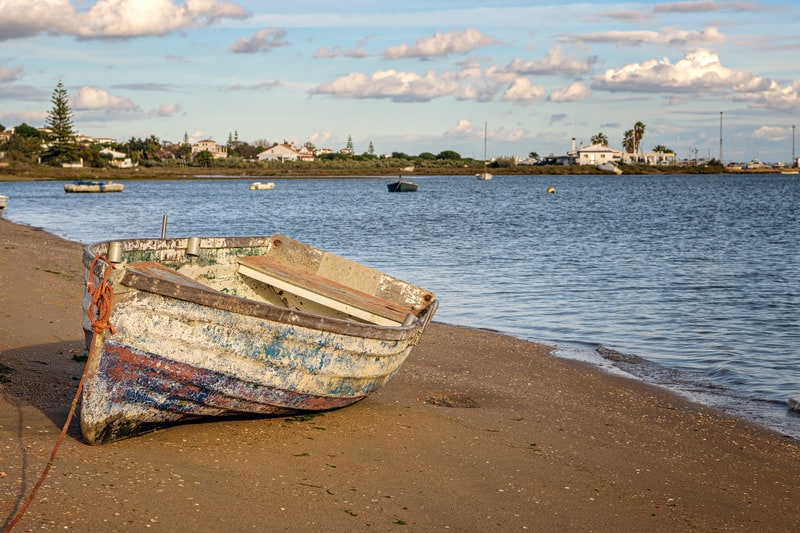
1,81 -> 675,171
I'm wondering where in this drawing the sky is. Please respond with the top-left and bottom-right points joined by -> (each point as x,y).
1,0 -> 799,164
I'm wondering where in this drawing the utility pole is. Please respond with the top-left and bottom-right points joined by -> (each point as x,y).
719,111 -> 723,164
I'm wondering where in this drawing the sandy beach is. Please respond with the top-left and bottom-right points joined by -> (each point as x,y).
1,217 -> 799,532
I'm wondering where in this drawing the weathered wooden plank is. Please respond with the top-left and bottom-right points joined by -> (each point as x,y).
237,255 -> 409,326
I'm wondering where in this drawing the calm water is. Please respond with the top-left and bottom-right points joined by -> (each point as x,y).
2,174 -> 798,437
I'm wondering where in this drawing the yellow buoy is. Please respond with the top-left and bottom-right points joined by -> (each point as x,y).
547,186 -> 556,194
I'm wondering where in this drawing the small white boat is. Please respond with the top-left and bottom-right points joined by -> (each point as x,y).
250,181 -> 276,190
0,194 -> 7,210
597,162 -> 622,175
64,180 -> 124,193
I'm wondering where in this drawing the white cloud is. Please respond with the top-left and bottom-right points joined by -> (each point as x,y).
752,125 -> 792,142
567,26 -> 724,47
733,80 -> 800,110
226,81 -> 282,91
313,45 -> 369,59
310,61 -> 521,104
591,49 -> 800,111
384,28 -> 495,59
0,0 -> 246,41
229,28 -> 289,54
0,0 -> 75,41
549,82 -> 591,102
153,103 -> 180,117
502,78 -> 546,103
310,69 -> 461,103
443,119 -> 526,143
506,47 -> 593,76
72,86 -> 138,111
445,119 -> 476,137
654,1 -> 765,14
307,131 -> 333,144
592,49 -> 761,93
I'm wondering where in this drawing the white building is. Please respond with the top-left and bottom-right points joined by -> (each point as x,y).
576,143 -> 623,166
192,139 -> 228,159
100,148 -> 136,168
257,143 -> 315,162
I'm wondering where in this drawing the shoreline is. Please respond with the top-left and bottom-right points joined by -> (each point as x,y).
2,217 -> 799,531
0,163 -> 788,183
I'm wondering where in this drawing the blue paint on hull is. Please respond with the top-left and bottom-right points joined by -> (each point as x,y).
81,341 -> 364,444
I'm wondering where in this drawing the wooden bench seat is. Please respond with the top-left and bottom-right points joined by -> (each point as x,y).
236,255 -> 411,326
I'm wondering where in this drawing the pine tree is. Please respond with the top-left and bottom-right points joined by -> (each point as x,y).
44,80 -> 79,163
345,135 -> 354,154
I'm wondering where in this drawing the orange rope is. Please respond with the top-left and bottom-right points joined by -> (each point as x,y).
4,256 -> 115,532
87,255 -> 116,335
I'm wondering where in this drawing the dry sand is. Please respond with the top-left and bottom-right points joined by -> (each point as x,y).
1,217 -> 799,532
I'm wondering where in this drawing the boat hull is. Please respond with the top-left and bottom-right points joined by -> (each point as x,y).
387,181 -> 418,192
597,162 -> 622,175
65,181 -> 124,193
80,235 -> 436,444
0,194 -> 7,210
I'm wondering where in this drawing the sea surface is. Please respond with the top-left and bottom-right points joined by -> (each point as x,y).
1,173 -> 798,438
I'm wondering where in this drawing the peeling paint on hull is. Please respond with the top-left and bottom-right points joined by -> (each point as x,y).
80,234 -> 437,444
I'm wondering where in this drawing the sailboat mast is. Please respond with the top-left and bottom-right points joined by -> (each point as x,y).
483,122 -> 488,166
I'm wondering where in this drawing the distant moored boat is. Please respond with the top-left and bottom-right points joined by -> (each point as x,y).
64,180 -> 124,193
387,177 -> 419,192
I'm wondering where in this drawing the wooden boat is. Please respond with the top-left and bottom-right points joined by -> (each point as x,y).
79,234 -> 438,444
249,181 -> 276,190
597,162 -> 622,175
65,180 -> 124,193
387,177 -> 418,192
0,194 -> 7,210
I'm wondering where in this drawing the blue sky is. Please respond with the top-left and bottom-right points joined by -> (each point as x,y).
2,0 -> 799,163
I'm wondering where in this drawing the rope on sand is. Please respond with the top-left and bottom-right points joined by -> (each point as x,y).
3,257 -> 115,532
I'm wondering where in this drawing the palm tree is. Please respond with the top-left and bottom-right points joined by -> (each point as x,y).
622,130 -> 635,153
591,132 -> 608,146
633,121 -> 646,154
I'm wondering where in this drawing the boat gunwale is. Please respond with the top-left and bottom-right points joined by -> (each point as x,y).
83,237 -> 437,343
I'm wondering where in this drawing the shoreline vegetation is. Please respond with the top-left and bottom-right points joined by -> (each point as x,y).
1,217 -> 799,530
0,158 -> 790,182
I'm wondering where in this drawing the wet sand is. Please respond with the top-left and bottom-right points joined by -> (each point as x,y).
1,217 -> 799,531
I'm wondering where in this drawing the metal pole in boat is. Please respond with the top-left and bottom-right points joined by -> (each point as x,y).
161,214 -> 168,239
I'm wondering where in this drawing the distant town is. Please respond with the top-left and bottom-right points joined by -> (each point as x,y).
1,84 -> 798,178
